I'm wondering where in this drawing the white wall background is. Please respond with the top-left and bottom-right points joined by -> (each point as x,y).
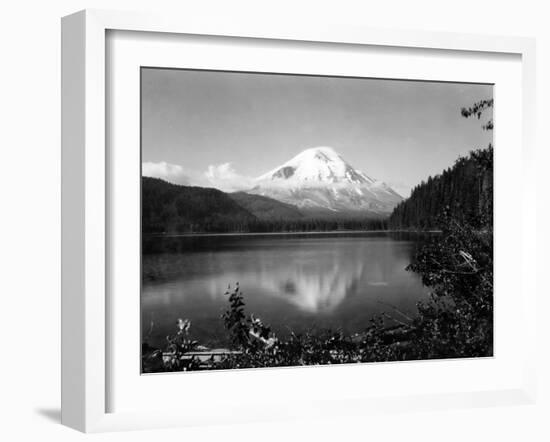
0,1 -> 547,440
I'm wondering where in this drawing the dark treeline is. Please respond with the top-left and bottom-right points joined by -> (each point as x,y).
388,146 -> 493,230
230,217 -> 388,233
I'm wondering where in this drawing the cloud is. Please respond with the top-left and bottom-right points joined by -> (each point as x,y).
142,161 -> 253,192
142,161 -> 191,185
204,162 -> 254,192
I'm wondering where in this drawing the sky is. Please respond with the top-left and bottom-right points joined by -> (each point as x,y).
141,68 -> 493,196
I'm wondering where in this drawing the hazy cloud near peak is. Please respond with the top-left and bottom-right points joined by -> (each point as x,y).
142,161 -> 190,185
204,162 -> 254,192
142,161 -> 253,192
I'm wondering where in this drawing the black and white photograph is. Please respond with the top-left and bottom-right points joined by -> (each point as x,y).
140,68 -> 494,373
2,0 -> 548,439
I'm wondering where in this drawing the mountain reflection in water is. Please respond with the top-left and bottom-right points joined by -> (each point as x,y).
142,233 -> 430,348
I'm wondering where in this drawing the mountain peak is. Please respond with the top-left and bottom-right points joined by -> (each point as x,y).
250,146 -> 403,215
256,146 -> 374,185
296,146 -> 340,159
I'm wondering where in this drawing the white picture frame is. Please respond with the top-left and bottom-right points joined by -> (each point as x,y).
61,9 -> 537,433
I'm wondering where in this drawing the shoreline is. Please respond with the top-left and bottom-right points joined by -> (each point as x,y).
144,230 -> 442,238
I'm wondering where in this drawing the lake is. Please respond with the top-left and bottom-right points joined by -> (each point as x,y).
141,232 -> 431,349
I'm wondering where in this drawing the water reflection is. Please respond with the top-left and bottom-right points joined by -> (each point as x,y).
264,260 -> 365,313
142,234 -> 429,347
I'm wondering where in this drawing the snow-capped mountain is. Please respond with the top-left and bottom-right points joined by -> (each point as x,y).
248,146 -> 403,215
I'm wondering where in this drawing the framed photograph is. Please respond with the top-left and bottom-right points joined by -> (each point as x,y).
61,9 -> 537,432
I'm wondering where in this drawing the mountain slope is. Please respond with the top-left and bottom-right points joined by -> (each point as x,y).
229,192 -> 304,220
248,146 -> 403,215
142,177 -> 257,233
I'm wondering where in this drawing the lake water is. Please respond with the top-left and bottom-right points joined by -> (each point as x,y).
141,232 -> 431,349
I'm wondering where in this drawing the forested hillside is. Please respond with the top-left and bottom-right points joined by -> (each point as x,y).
229,192 -> 304,220
142,177 -> 257,233
388,146 -> 493,230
